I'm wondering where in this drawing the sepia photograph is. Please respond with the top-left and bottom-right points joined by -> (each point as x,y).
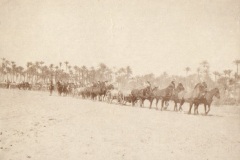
0,0 -> 240,159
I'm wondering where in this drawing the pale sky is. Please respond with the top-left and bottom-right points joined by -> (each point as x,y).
0,0 -> 239,76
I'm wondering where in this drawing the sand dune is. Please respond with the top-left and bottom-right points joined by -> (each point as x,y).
0,89 -> 240,160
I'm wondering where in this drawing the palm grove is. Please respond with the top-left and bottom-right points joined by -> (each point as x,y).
0,58 -> 240,105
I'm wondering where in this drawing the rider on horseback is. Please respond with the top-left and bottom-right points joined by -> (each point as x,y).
57,80 -> 61,86
169,79 -> 176,89
199,78 -> 208,99
166,79 -> 176,97
143,81 -> 151,96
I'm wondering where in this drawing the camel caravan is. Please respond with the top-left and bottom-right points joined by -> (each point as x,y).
51,79 -> 220,115
0,78 -> 220,115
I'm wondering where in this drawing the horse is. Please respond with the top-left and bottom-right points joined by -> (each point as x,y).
90,82 -> 107,101
82,86 -> 93,99
170,83 -> 185,111
106,84 -> 114,90
177,82 -> 208,114
193,88 -> 220,115
56,82 -> 69,96
151,85 -> 175,110
131,86 -> 158,107
131,87 -> 149,107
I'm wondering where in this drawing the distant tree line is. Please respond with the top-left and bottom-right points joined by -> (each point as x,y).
0,58 -> 133,87
0,58 -> 240,105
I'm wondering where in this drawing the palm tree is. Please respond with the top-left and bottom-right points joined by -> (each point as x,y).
185,67 -> 191,76
12,64 -> 17,82
59,62 -> 62,69
34,61 -> 40,83
28,63 -> 37,84
42,65 -> 49,83
233,59 -> 240,77
184,67 -> 190,88
89,67 -> 96,83
10,61 -> 16,82
16,66 -> 24,82
98,63 -> 107,81
116,67 -> 126,86
73,65 -> 80,83
200,60 -> 209,69
81,65 -> 87,84
1,58 -> 6,64
126,66 -> 132,79
39,61 -> 44,82
54,66 -> 59,81
223,70 -> 228,78
26,62 -> 33,82
40,61 -> 44,66
200,60 -> 210,78
197,67 -> 201,79
0,58 -> 6,81
49,64 -> 54,81
85,68 -> 90,83
64,61 -> 68,72
6,66 -> 11,81
68,65 -> 72,81
5,60 -> 10,80
118,67 -> 126,76
26,62 -> 32,68
226,70 -> 232,78
105,68 -> 112,82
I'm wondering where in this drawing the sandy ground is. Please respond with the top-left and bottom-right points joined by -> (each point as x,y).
0,89 -> 240,160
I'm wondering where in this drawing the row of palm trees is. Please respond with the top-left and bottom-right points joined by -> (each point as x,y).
184,60 -> 240,82
0,58 -> 239,89
0,58 -> 133,86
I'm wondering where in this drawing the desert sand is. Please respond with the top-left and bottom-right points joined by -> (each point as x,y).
0,89 -> 240,160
